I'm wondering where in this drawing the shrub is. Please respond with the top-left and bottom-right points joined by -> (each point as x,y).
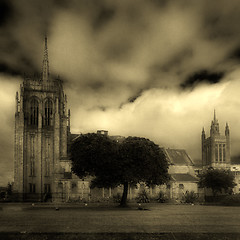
221,194 -> 240,206
112,193 -> 122,203
182,191 -> 198,204
156,191 -> 168,203
136,189 -> 150,203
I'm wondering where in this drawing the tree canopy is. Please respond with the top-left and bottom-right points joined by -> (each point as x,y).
71,133 -> 170,206
198,168 -> 236,196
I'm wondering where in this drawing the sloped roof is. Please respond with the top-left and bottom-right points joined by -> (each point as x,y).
171,173 -> 198,182
231,156 -> 240,165
192,159 -> 202,169
70,133 -> 81,142
164,148 -> 194,166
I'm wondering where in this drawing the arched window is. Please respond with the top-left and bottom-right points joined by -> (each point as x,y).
30,99 -> 39,126
44,99 -> 53,126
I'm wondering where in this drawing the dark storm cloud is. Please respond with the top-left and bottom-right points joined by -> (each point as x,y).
103,40 -> 133,62
181,70 -> 225,89
0,36 -> 39,75
87,80 -> 105,91
51,0 -> 117,31
228,46 -> 240,61
127,89 -> 143,104
149,0 -> 170,8
128,91 -> 143,103
92,5 -> 116,30
0,0 -> 236,88
202,0 -> 240,41
0,63 -> 21,76
0,0 -> 13,27
150,48 -> 193,74
0,0 -> 54,75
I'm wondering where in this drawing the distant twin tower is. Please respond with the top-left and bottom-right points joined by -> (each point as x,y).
201,110 -> 230,169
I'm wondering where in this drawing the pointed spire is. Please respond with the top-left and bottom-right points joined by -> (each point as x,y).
225,122 -> 230,136
42,36 -> 49,82
202,127 -> 205,139
210,109 -> 219,135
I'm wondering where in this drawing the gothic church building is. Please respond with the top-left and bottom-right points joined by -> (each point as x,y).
14,38 -> 71,201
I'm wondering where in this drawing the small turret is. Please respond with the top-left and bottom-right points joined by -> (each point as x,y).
225,122 -> 230,136
202,127 -> 205,139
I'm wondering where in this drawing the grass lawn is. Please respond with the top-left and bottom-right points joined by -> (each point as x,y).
0,203 -> 240,239
1,232 -> 240,240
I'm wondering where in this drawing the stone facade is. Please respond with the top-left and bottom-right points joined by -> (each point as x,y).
162,148 -> 199,200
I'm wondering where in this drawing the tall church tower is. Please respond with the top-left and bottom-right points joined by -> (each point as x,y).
14,37 -> 70,201
201,110 -> 230,170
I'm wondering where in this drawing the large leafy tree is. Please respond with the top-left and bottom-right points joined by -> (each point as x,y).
198,168 -> 236,196
71,133 -> 119,187
71,134 -> 170,206
118,137 -> 170,206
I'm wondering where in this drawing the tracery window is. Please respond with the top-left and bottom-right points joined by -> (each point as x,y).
30,99 -> 39,126
44,99 -> 53,126
219,144 -> 222,162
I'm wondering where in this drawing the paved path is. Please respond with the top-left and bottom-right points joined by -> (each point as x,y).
0,204 -> 240,233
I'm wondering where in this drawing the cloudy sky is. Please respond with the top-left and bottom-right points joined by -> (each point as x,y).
1,0 -> 240,185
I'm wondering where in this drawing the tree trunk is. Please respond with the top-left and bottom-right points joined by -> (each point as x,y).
120,182 -> 128,207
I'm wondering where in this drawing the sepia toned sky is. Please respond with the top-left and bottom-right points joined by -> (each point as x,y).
1,0 -> 240,185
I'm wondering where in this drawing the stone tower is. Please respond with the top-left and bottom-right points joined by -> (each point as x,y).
201,110 -> 230,170
14,37 -> 70,201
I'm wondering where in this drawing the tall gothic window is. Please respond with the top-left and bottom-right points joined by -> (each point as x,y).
219,144 -> 222,162
30,99 -> 39,126
223,144 -> 226,162
44,99 -> 53,126
215,144 -> 218,162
